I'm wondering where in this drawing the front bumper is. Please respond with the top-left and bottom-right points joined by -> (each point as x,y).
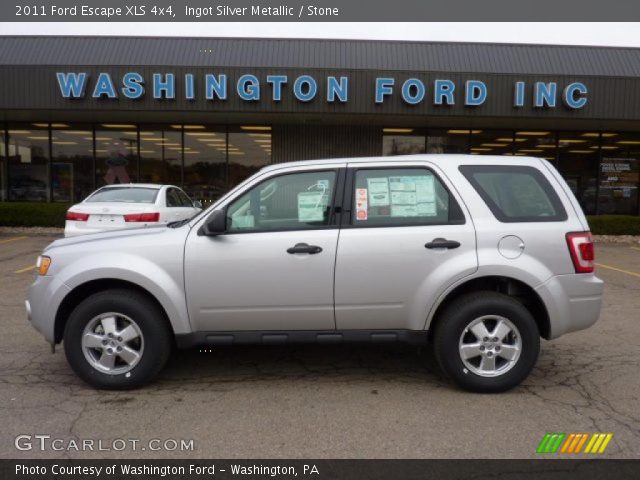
535,273 -> 604,339
26,275 -> 71,344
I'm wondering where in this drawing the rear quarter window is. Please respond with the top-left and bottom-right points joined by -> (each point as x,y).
459,165 -> 567,222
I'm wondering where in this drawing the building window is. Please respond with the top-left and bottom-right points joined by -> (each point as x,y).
51,124 -> 93,203
428,129 -> 471,153
599,132 -> 640,215
181,125 -> 227,204
95,124 -> 139,187
382,128 -> 426,156
0,126 -> 6,201
7,124 -> 49,202
228,127 -> 271,188
139,126 -> 182,186
513,130 -> 557,164
469,130 -> 514,157
557,131 -> 600,215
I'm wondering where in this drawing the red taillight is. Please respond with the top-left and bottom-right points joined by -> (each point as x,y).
123,212 -> 160,223
566,231 -> 595,273
66,211 -> 89,222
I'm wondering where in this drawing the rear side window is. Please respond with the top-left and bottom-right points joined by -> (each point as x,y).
459,165 -> 567,222
350,168 -> 464,227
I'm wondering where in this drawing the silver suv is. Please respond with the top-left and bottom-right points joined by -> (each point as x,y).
26,155 -> 603,392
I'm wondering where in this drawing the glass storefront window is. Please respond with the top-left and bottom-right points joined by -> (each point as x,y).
51,124 -> 93,203
7,124 -> 49,202
427,129 -> 472,153
557,131 -> 600,215
514,130 -> 557,164
469,130 -> 514,157
600,132 -> 640,215
382,128 -> 426,156
0,126 -> 6,201
228,127 -> 271,189
139,127 -> 182,186
181,125 -> 227,203
95,124 -> 139,187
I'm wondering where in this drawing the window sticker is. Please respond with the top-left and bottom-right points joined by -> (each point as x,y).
389,176 -> 416,192
355,188 -> 368,221
414,176 -> 435,203
391,205 -> 419,217
391,191 -> 417,205
297,192 -> 327,222
417,202 -> 436,216
232,214 -> 255,228
367,177 -> 390,206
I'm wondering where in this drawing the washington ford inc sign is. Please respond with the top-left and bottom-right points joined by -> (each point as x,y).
55,72 -> 589,109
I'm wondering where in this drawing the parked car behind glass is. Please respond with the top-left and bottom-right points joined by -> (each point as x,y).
64,184 -> 202,237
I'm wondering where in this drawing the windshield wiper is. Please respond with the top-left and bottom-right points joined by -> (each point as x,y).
167,218 -> 191,228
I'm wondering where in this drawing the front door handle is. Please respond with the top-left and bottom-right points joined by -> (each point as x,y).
425,238 -> 461,250
287,243 -> 323,255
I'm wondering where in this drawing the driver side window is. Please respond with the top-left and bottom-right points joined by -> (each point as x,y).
226,170 -> 337,233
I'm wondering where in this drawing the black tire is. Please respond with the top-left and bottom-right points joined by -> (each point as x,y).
64,289 -> 173,389
433,291 -> 540,393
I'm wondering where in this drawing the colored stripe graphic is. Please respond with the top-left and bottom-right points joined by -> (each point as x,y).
537,433 -> 565,453
538,433 -> 613,454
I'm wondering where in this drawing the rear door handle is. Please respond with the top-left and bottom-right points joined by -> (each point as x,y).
287,243 -> 323,255
425,238 -> 461,250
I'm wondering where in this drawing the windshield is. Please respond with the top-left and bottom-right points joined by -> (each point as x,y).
85,187 -> 159,204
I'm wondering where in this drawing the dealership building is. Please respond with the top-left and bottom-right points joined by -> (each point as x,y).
1,35 -> 640,215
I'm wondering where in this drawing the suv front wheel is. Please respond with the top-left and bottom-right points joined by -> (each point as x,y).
433,292 -> 540,393
64,289 -> 172,389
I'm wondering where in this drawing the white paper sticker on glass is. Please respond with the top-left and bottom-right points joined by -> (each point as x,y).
367,177 -> 390,206
297,192 -> 327,222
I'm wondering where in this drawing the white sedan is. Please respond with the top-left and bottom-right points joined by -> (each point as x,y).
64,184 -> 202,237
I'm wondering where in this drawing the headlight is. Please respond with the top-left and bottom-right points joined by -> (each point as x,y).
36,256 -> 51,276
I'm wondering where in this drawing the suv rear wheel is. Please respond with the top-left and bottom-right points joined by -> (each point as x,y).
64,289 -> 172,389
433,292 -> 540,393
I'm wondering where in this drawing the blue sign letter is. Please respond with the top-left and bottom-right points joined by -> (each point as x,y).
534,82 -> 557,107
153,73 -> 175,99
267,75 -> 288,102
185,74 -> 195,100
434,79 -> 455,105
56,72 -> 87,98
205,74 -> 227,100
465,80 -> 487,106
514,81 -> 525,107
563,82 -> 588,109
121,72 -> 144,99
401,79 -> 425,105
92,73 -> 117,99
375,78 -> 394,103
294,75 -> 318,102
327,76 -> 348,102
237,74 -> 260,101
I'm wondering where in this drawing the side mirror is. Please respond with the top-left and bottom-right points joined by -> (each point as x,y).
193,200 -> 203,209
200,210 -> 226,236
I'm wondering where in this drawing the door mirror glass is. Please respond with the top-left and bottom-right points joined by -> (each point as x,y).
193,200 -> 203,209
201,210 -> 226,236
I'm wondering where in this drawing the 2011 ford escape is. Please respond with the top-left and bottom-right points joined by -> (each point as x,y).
26,155 -> 604,392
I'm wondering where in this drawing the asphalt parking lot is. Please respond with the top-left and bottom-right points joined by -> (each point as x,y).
0,233 -> 639,459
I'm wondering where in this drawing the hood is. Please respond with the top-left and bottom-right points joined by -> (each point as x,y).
45,224 -> 170,252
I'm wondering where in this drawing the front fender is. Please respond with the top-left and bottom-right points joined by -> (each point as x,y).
56,252 -> 191,335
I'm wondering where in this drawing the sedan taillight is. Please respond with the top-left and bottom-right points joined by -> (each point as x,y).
566,231 -> 595,273
66,211 -> 89,222
124,212 -> 160,223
